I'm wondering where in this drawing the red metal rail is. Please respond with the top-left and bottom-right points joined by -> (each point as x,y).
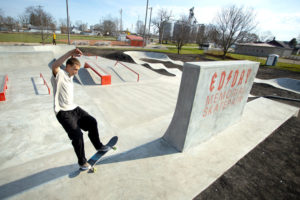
40,73 -> 50,94
84,62 -> 111,85
114,61 -> 140,82
89,61 -> 110,75
0,75 -> 8,101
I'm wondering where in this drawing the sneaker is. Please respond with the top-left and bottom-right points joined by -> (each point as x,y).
97,145 -> 110,152
79,162 -> 91,171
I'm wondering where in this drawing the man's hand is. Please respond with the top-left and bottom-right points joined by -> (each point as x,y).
73,48 -> 83,57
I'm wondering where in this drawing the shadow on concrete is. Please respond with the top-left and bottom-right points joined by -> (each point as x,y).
48,59 -> 55,71
31,77 -> 39,95
0,138 -> 177,198
68,138 -> 178,179
109,67 -> 125,82
31,77 -> 49,95
98,138 -> 178,166
276,78 -> 300,93
142,63 -> 176,77
0,164 -> 77,199
75,68 -> 98,85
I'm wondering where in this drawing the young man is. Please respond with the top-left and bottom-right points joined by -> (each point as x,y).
51,48 -> 109,170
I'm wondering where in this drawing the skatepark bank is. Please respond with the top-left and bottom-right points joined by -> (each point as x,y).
83,47 -> 300,199
0,45 -> 299,199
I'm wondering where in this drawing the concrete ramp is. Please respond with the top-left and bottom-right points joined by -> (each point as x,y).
0,45 -> 76,72
0,47 -> 180,171
0,52 -> 54,71
76,55 -> 163,85
124,51 -> 183,76
0,45 -> 75,58
254,78 -> 300,94
1,45 -> 299,199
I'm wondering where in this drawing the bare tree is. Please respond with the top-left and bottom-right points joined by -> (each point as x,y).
102,19 -> 117,36
214,5 -> 257,59
76,20 -> 88,31
173,15 -> 190,54
0,9 -> 4,25
59,18 -> 68,34
152,8 -> 173,44
4,16 -> 15,31
258,31 -> 275,42
289,38 -> 297,48
237,32 -> 259,43
0,10 -> 20,32
196,24 -> 206,47
93,22 -> 103,36
24,6 -> 56,43
135,20 -> 144,35
196,24 -> 221,48
18,14 -> 30,29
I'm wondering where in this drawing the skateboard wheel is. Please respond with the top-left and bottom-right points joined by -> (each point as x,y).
89,167 -> 96,173
112,147 -> 117,150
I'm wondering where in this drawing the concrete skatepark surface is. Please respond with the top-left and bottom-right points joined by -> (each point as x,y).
254,77 -> 300,94
0,45 -> 299,199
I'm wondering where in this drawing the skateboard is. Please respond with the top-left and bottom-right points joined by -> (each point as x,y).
85,136 -> 118,173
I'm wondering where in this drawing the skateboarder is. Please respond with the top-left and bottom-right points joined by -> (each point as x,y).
51,48 -> 109,170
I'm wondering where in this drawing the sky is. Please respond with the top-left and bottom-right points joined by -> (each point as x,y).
1,0 -> 300,41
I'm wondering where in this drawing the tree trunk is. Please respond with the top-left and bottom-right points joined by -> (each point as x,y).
177,45 -> 181,54
222,50 -> 227,60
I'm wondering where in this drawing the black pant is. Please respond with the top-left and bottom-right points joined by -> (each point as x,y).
56,107 -> 103,165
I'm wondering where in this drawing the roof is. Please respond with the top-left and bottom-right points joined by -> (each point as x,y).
126,35 -> 144,41
236,43 -> 276,48
268,40 -> 292,49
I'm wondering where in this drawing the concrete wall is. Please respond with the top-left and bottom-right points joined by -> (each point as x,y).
163,61 -> 259,151
0,45 -> 75,58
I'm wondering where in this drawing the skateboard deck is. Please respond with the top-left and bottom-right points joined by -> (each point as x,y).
85,136 -> 118,173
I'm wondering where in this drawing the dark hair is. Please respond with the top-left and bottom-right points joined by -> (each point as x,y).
66,57 -> 80,67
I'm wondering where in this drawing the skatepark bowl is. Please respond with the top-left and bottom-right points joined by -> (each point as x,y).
0,45 -> 299,200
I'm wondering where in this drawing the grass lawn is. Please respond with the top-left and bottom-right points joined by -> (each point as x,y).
1,33 -> 299,72
204,50 -> 300,72
149,46 -> 204,54
0,32 -> 116,44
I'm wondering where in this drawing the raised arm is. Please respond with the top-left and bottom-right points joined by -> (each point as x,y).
52,48 -> 83,76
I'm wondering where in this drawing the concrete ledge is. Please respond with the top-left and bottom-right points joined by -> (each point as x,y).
0,98 -> 298,199
164,60 -> 259,151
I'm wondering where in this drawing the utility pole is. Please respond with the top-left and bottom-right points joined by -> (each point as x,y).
66,0 -> 70,45
120,9 -> 123,33
148,7 -> 152,37
143,0 -> 149,47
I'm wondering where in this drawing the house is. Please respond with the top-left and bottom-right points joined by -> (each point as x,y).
235,39 -> 293,57
118,33 -> 128,42
71,27 -> 81,34
267,39 -> 291,49
126,35 -> 144,47
24,25 -> 61,34
198,42 -> 215,50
